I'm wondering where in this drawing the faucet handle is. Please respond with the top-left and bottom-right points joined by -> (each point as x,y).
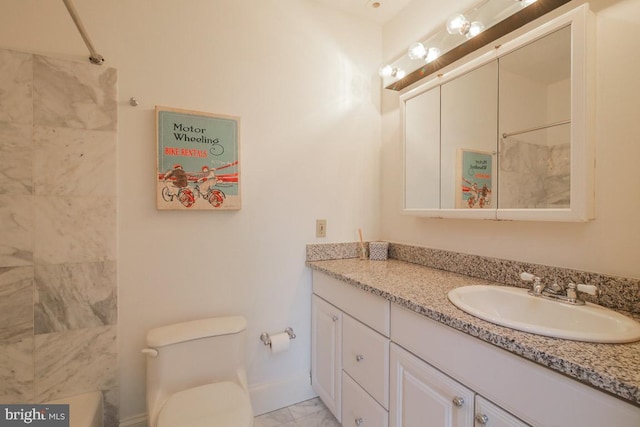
566,283 -> 599,302
576,283 -> 599,296
521,272 -> 544,294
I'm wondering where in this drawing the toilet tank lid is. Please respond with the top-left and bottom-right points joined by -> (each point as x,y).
146,316 -> 247,348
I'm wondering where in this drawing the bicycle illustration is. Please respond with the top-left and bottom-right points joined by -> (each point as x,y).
193,181 -> 226,207
159,162 -> 238,208
161,164 -> 196,207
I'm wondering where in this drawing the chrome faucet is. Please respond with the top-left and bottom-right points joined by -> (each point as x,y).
520,272 -> 544,294
520,272 -> 599,306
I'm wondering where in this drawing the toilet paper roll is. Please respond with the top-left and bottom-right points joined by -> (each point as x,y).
269,332 -> 290,354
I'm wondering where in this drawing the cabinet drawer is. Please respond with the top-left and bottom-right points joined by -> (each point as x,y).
343,314 -> 390,409
475,396 -> 531,427
343,373 -> 388,427
313,271 -> 390,336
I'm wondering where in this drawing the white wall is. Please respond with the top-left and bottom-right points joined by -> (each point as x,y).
4,0 -> 638,420
381,0 -> 640,279
0,0 -> 382,421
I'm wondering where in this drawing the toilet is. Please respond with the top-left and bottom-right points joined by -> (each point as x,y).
143,316 -> 254,427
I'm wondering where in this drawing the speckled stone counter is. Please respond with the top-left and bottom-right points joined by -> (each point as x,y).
306,257 -> 640,407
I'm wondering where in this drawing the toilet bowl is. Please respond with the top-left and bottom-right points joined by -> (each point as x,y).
143,316 -> 254,427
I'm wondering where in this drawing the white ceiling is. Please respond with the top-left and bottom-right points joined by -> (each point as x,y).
313,0 -> 415,24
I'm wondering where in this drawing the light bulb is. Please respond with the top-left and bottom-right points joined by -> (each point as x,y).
378,65 -> 393,78
446,14 -> 467,34
378,65 -> 405,80
425,47 -> 440,63
408,42 -> 427,60
518,0 -> 537,6
466,21 -> 485,39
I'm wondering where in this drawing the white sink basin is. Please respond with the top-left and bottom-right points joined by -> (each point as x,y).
447,285 -> 640,343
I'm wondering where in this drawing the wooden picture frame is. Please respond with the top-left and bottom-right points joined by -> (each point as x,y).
156,106 -> 241,210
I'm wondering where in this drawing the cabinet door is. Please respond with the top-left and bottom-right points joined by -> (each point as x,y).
311,295 -> 342,422
474,396 -> 531,427
390,344 -> 474,427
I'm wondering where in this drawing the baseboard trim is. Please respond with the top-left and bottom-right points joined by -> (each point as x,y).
249,373 -> 317,416
119,413 -> 147,427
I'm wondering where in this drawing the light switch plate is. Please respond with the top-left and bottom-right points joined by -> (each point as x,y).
316,219 -> 327,238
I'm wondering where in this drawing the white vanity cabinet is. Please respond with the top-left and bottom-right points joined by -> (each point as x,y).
311,270 -> 640,427
312,271 -> 391,425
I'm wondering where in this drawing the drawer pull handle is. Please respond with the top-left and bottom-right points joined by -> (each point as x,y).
332,315 -> 338,322
475,414 -> 489,425
452,396 -> 465,407
355,354 -> 365,362
355,417 -> 364,426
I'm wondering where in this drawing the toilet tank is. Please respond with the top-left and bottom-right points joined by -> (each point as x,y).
144,316 -> 248,421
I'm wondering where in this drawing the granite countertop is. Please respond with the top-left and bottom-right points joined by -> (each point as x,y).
307,258 -> 640,407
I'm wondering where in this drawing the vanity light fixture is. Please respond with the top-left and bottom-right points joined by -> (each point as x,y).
379,0 -> 571,91
466,21 -> 485,38
446,14 -> 485,39
407,42 -> 441,63
378,65 -> 406,79
446,13 -> 469,34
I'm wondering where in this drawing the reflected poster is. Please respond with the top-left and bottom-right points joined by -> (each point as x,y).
456,149 -> 492,209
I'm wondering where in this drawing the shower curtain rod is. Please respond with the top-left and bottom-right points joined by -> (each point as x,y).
62,0 -> 104,64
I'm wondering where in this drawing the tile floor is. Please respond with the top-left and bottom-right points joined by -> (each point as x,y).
254,397 -> 340,427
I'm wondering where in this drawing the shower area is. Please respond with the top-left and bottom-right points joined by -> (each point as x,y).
0,43 -> 119,426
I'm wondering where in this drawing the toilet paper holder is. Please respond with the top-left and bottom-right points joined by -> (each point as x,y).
260,327 -> 296,346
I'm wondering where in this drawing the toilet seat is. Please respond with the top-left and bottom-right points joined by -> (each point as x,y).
157,381 -> 253,427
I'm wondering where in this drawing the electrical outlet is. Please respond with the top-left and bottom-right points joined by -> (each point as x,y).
316,219 -> 327,238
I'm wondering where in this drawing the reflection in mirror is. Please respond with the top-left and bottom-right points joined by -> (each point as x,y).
498,26 -> 571,209
441,61 -> 498,210
404,87 -> 440,210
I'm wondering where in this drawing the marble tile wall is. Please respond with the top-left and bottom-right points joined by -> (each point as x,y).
0,48 -> 118,426
499,138 -> 570,208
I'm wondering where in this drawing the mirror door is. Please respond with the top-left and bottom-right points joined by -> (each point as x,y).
441,61 -> 498,214
404,86 -> 440,211
498,26 -> 572,210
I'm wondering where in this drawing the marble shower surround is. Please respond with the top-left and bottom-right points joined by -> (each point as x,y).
306,242 -> 639,314
0,48 -> 118,426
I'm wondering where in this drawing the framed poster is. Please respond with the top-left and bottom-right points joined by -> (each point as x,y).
156,106 -> 240,210
456,149 -> 493,209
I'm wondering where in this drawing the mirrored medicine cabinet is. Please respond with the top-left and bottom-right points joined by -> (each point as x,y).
401,4 -> 594,221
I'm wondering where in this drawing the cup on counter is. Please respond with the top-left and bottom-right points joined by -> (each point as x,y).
368,241 -> 389,260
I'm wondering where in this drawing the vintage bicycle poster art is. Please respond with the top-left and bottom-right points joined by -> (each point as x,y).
156,106 -> 240,210
456,149 -> 493,209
